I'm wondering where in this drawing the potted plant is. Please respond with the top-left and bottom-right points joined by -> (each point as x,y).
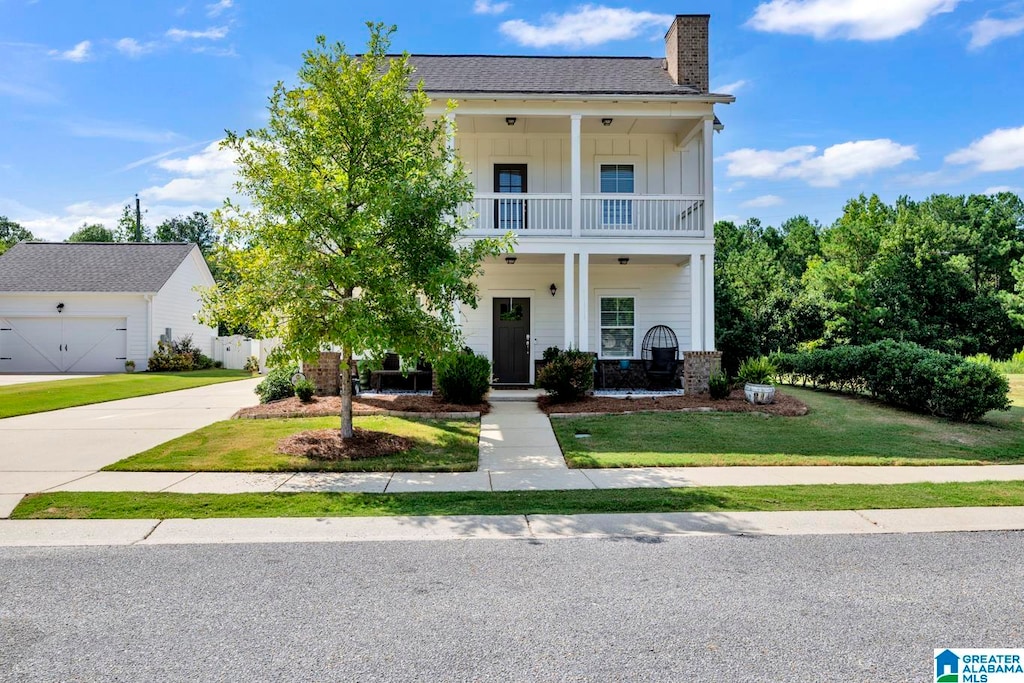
124,360 -> 136,373
737,356 -> 776,405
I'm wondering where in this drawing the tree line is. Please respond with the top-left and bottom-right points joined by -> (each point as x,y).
716,191 -> 1024,373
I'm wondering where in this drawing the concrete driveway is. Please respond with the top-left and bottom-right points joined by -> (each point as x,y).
0,374 -> 100,386
0,378 -> 261,498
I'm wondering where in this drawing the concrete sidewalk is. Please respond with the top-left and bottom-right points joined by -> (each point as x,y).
2,506 -> 1024,546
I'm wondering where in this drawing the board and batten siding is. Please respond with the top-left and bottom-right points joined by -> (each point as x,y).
460,260 -> 692,370
0,292 -> 148,362
456,133 -> 701,195
151,248 -> 217,357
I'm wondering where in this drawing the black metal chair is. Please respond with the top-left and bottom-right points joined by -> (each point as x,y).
641,325 -> 680,388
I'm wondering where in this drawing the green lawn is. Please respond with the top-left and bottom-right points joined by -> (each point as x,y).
104,416 -> 480,473
13,480 -> 1024,519
0,369 -> 252,419
552,386 -> 1024,468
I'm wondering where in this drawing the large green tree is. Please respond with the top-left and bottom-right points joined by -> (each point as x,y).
201,25 -> 507,439
155,212 -> 217,253
0,216 -> 33,255
66,223 -> 116,243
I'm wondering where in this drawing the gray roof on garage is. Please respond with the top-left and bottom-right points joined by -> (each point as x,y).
0,242 -> 197,293
404,55 -> 704,96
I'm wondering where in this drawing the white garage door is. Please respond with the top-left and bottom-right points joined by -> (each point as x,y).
0,317 -> 128,373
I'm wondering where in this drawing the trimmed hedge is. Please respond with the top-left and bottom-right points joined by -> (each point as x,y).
255,366 -> 298,404
537,349 -> 595,402
435,351 -> 491,405
772,341 -> 1010,422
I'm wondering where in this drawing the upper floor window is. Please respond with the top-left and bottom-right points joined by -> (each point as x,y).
600,164 -> 634,226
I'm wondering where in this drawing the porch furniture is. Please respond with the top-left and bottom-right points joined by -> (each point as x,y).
369,354 -> 433,392
641,326 -> 680,388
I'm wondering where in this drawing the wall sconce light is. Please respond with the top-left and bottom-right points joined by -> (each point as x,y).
505,256 -> 517,265
618,257 -> 629,265
505,117 -> 517,126
56,302 -> 65,313
549,283 -> 557,297
602,118 -> 613,126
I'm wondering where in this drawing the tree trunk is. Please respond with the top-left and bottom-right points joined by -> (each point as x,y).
340,346 -> 354,439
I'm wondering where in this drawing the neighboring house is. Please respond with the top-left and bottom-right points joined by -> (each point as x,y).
0,242 -> 216,373
412,14 -> 733,386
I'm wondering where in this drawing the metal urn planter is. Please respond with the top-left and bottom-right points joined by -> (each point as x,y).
744,383 -> 776,405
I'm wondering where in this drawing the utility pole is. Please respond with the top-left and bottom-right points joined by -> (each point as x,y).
135,194 -> 142,242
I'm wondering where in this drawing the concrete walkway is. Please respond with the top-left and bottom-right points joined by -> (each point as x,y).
3,506 -> 1024,546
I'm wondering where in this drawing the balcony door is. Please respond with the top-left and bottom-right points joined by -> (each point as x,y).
494,164 -> 528,231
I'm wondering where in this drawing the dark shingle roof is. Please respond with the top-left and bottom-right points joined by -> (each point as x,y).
0,242 -> 197,293
404,55 -> 702,96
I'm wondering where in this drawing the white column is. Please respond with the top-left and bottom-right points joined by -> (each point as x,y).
570,114 -> 582,238
690,255 -> 704,351
703,117 -> 714,238
564,251 -> 575,349
577,251 -> 589,352
703,254 -> 715,350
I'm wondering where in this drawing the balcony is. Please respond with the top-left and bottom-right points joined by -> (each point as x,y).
458,193 -> 706,238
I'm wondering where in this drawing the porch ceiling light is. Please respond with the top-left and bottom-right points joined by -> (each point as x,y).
549,283 -> 557,297
602,118 -> 613,126
505,117 -> 516,126
618,257 -> 629,265
505,256 -> 517,265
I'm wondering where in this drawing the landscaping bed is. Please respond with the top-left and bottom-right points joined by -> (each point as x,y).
234,394 -> 488,419
103,416 -> 480,473
539,389 -> 808,417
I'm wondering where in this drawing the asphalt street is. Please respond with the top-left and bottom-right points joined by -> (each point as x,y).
2,531 -> 1022,682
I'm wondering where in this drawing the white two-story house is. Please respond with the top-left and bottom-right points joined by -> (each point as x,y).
414,14 -> 732,388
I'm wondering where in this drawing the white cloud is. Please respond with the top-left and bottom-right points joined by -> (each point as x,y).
166,26 -> 229,41
713,79 -> 748,94
946,126 -> 1024,172
141,141 -> 238,204
499,5 -> 673,48
741,194 -> 784,208
747,0 -> 960,40
65,119 -> 181,144
114,38 -> 157,58
968,12 -> 1024,49
206,0 -> 233,17
984,185 -> 1023,195
474,0 -> 510,15
49,40 -> 91,62
721,139 -> 918,187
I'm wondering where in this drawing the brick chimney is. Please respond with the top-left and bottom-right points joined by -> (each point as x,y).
665,14 -> 709,93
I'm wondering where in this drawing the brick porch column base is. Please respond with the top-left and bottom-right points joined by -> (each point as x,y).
303,351 -> 341,396
683,351 -> 722,395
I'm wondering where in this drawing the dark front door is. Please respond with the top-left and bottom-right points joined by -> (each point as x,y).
492,297 -> 530,384
494,164 -> 527,231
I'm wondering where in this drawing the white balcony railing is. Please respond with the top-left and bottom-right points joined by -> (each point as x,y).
457,193 -> 706,237
458,193 -> 572,235
581,195 -> 705,235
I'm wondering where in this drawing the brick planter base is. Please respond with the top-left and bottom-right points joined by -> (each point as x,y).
302,352 -> 340,396
683,351 -> 723,396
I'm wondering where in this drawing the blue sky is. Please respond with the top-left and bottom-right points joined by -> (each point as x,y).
1,0 -> 1023,239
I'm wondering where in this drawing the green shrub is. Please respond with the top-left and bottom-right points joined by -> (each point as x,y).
542,346 -> 562,362
708,371 -> 730,400
775,341 -> 1010,422
435,351 -> 491,404
255,366 -> 298,404
294,378 -> 316,403
243,356 -> 259,373
737,356 -> 776,385
146,335 -> 214,372
536,349 -> 594,402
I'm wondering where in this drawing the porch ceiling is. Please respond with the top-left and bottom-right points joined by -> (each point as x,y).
455,115 -> 693,135
490,254 -> 691,266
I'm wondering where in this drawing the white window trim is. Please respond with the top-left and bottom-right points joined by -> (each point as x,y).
593,156 -> 644,194
596,292 -> 637,360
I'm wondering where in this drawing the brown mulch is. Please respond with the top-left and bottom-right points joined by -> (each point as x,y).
538,389 -> 809,416
234,394 -> 489,419
276,428 -> 413,461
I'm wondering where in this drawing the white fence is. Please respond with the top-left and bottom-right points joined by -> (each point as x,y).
213,336 -> 280,373
457,193 -> 572,235
581,196 -> 705,235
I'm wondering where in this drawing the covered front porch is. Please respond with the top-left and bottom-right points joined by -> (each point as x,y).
457,246 -> 715,387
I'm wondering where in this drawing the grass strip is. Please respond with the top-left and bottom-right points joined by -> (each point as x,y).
12,481 -> 1024,520
0,370 -> 252,419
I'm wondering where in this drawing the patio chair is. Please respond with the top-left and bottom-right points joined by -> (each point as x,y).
641,325 -> 680,388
